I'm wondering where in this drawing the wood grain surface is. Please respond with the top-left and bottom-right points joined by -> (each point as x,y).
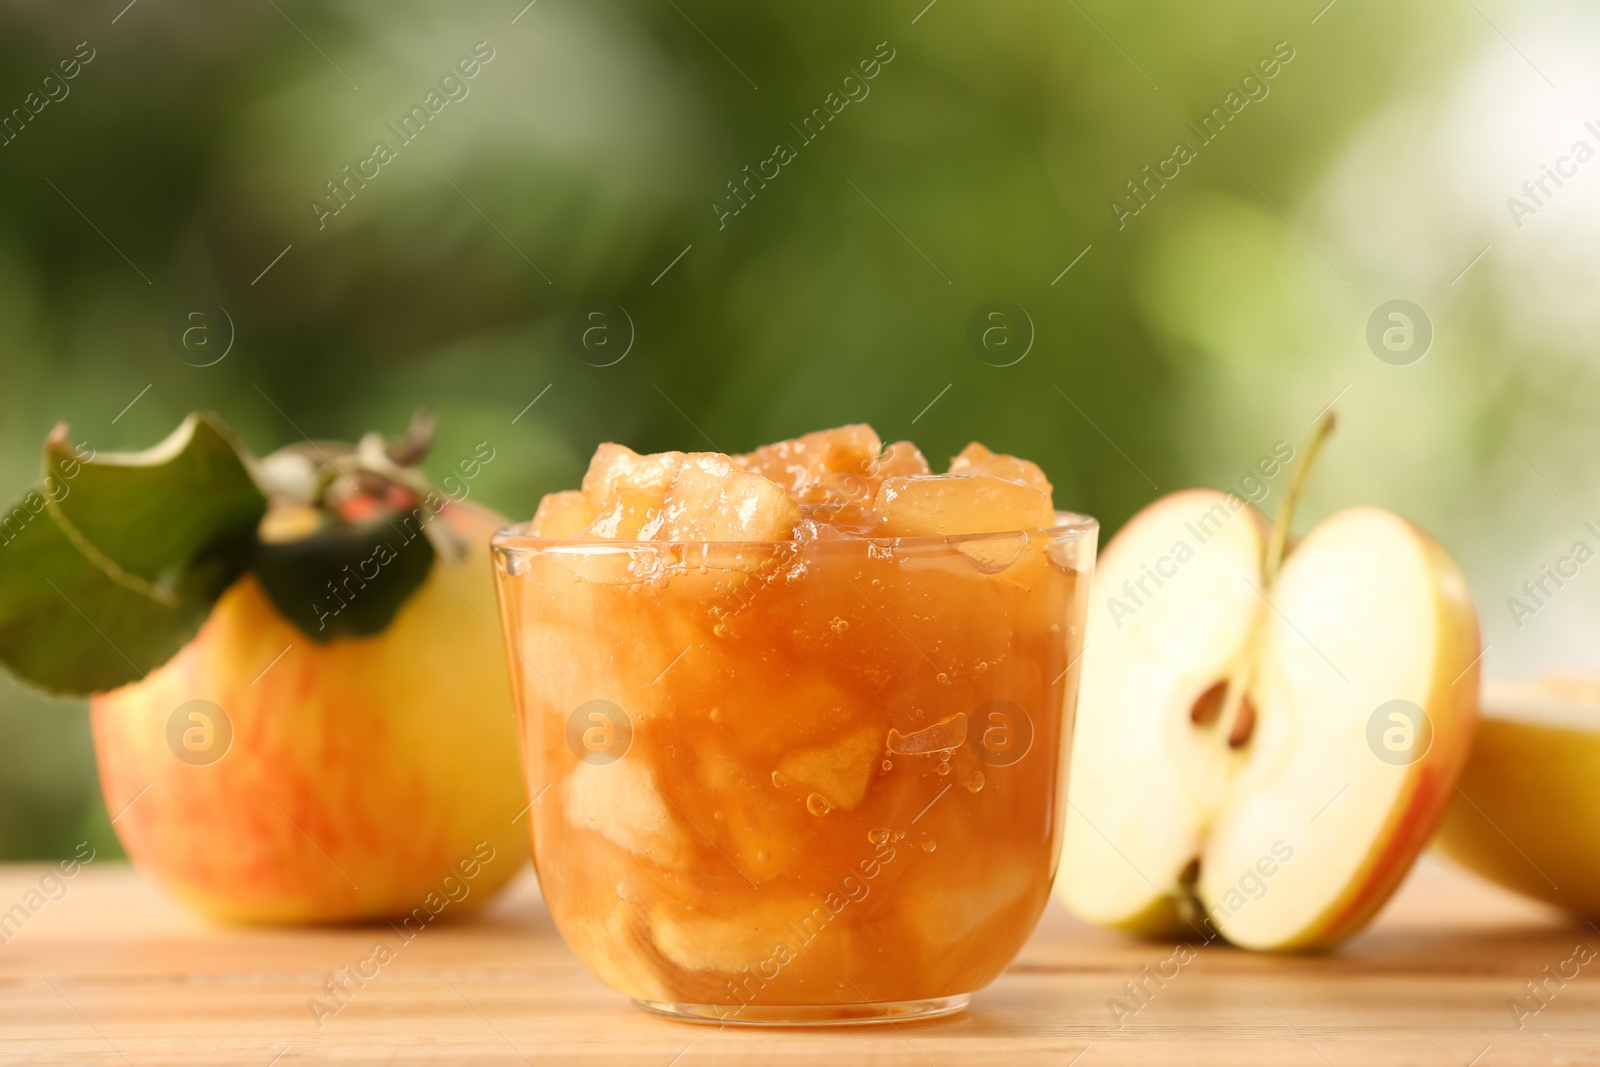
1,854 -> 1596,1065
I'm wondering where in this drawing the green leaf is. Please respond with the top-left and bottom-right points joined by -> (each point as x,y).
253,514 -> 436,643
0,413 -> 266,695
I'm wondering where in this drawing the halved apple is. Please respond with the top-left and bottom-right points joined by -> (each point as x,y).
1433,674 -> 1600,915
1060,475 -> 1480,949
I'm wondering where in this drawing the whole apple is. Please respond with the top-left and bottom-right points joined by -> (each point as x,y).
89,500 -> 527,923
1433,675 -> 1600,915
0,413 -> 530,924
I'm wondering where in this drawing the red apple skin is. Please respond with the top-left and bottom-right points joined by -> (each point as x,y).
90,502 -> 529,924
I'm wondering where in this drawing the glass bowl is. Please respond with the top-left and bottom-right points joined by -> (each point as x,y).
491,513 -> 1096,1025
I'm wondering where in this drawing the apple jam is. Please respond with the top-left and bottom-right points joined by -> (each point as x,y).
491,427 -> 1096,1023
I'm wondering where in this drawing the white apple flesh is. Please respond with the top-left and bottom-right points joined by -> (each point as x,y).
1060,489 -> 1267,935
1061,491 -> 1480,949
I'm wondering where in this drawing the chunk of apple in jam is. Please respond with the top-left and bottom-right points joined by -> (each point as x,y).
735,424 -> 882,505
874,473 -> 1053,536
564,760 -> 689,868
530,490 -> 597,538
878,439 -> 933,479
949,442 -> 1053,495
659,453 -> 800,542
582,443 -> 685,502
774,723 -> 883,811
564,444 -> 797,542
578,444 -> 684,540
738,426 -> 935,529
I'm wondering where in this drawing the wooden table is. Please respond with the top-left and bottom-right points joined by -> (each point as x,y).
1,855 -> 1595,1065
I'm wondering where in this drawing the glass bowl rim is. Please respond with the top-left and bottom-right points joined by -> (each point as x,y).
491,509 -> 1098,553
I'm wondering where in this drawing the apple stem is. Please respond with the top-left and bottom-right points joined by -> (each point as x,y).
1262,411 -> 1337,589
1209,412 -> 1337,752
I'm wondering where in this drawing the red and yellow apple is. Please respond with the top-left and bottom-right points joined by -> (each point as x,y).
1433,674 -> 1600,914
91,501 -> 527,923
0,414 -> 531,922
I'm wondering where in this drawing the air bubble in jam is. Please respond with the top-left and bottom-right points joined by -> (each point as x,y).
966,771 -> 986,792
921,838 -> 937,853
806,792 -> 833,815
831,617 -> 850,635
886,712 -> 969,755
936,672 -> 951,686
881,759 -> 893,771
936,761 -> 951,776
771,771 -> 787,788
867,826 -> 891,845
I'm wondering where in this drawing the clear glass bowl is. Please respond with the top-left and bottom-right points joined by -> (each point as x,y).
491,513 -> 1097,1025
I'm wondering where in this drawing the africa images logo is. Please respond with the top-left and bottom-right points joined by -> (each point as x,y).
711,41 -> 896,229
309,42 -> 497,230
1108,40 -> 1296,229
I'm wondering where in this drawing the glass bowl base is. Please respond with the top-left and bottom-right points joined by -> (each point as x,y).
634,993 -> 970,1027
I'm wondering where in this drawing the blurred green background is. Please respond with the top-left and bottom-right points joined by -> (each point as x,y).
2,0 -> 1596,859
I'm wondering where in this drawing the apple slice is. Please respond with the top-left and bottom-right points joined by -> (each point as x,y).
1060,420 -> 1480,949
1058,488 -> 1270,934
1433,674 -> 1600,915
1201,506 -> 1479,947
